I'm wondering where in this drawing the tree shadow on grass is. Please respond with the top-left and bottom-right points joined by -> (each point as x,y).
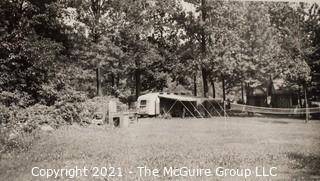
258,119 -> 289,124
271,120 -> 289,124
286,152 -> 320,178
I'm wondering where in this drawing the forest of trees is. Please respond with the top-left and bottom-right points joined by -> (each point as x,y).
1,0 -> 320,109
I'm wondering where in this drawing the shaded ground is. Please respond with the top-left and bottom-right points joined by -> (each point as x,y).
0,117 -> 320,180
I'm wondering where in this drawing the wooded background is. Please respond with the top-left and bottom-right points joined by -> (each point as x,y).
1,0 -> 320,108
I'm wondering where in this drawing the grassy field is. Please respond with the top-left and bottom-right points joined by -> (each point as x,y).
1,117 -> 320,181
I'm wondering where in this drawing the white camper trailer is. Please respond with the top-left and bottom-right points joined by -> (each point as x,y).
137,93 -> 160,116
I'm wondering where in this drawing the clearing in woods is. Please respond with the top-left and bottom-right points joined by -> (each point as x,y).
0,117 -> 320,180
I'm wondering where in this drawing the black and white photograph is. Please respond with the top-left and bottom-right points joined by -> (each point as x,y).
1,0 -> 320,180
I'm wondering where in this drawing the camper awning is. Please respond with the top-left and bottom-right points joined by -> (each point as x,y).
159,94 -> 198,101
158,94 -> 222,102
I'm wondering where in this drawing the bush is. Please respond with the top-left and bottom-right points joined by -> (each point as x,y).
11,104 -> 63,129
0,124 -> 39,154
54,102 -> 83,124
53,90 -> 91,124
0,105 -> 11,124
0,90 -> 89,153
3,90 -> 92,129
0,91 -> 120,153
0,91 -> 33,107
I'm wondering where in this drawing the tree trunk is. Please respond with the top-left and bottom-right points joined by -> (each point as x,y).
245,83 -> 254,116
303,83 -> 309,123
298,85 -> 303,108
116,74 -> 120,88
96,64 -> 102,96
110,73 -> 115,87
222,76 -> 226,101
135,69 -> 141,100
201,0 -> 207,21
201,0 -> 208,98
210,78 -> 215,98
202,68 -> 208,97
193,74 -> 197,96
241,82 -> 244,103
245,83 -> 251,105
92,1 -> 102,96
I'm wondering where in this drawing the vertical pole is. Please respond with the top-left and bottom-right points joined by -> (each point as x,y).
96,64 -> 102,96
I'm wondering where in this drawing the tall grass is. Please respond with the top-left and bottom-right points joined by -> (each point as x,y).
0,117 -> 319,180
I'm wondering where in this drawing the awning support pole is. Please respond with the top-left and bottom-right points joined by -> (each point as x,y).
163,100 -> 178,117
180,101 -> 198,119
199,103 -> 214,118
188,101 -> 205,119
217,100 -> 229,118
207,101 -> 222,117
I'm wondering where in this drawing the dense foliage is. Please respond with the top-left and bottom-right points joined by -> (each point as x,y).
0,0 -> 319,121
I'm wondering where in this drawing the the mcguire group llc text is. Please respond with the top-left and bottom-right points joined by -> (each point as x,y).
31,166 -> 277,179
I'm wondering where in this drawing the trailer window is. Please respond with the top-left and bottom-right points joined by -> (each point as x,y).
140,100 -> 147,108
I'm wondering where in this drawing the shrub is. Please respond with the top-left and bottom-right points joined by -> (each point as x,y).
53,90 -> 89,124
0,90 -> 88,153
0,124 -> 40,154
54,102 -> 83,124
0,91 -> 33,107
0,92 -> 120,153
12,104 -> 63,128
0,105 -> 11,124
